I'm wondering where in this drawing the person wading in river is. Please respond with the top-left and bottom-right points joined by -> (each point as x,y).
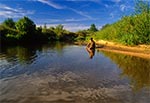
86,38 -> 96,59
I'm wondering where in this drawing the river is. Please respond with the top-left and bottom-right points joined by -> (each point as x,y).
0,42 -> 150,103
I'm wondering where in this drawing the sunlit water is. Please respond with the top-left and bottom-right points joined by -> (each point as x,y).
0,42 -> 150,103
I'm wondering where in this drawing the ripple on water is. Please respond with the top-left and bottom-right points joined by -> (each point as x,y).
1,70 -> 149,103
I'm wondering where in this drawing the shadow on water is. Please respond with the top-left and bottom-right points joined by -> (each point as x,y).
99,50 -> 150,91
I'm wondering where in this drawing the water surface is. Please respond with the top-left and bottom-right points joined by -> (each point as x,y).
0,42 -> 150,103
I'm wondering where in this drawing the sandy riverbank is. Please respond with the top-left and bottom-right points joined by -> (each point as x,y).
96,40 -> 150,59
74,40 -> 150,59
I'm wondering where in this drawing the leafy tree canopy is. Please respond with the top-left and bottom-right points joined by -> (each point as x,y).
89,24 -> 98,32
2,18 -> 15,29
15,16 -> 36,34
134,0 -> 150,14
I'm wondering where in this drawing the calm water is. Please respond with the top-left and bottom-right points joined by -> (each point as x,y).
0,42 -> 150,103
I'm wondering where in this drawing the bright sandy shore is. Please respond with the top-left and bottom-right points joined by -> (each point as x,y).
74,40 -> 150,59
96,40 -> 150,59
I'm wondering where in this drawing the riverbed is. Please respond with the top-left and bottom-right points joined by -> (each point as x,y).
0,42 -> 150,103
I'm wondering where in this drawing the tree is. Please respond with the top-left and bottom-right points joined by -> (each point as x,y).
2,18 -> 15,28
134,0 -> 150,44
15,16 -> 36,35
134,0 -> 150,14
1,18 -> 18,43
89,24 -> 98,32
101,24 -> 110,30
44,23 -> 47,29
54,24 -> 64,39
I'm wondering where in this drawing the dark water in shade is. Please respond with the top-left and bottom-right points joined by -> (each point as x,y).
0,42 -> 150,103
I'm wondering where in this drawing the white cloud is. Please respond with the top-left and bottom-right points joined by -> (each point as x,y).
65,0 -> 101,4
65,18 -> 88,22
36,23 -> 90,32
120,4 -> 133,12
112,0 -> 121,3
34,18 -> 89,24
104,4 -> 109,8
66,0 -> 99,2
64,23 -> 101,32
68,8 -> 92,19
64,24 -> 90,32
110,13 -> 114,18
120,4 -> 126,12
41,19 -> 62,23
37,23 -> 101,32
36,0 -> 64,9
33,0 -> 92,19
0,4 -> 34,18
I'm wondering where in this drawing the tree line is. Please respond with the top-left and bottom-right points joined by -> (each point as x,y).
0,16 -> 98,45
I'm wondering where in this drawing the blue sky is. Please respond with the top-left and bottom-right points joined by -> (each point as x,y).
0,0 -> 136,31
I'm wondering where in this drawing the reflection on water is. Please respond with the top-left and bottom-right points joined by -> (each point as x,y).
0,42 -> 67,65
0,42 -> 150,103
0,42 -> 67,79
86,48 -> 95,59
99,51 -> 150,92
1,46 -> 38,64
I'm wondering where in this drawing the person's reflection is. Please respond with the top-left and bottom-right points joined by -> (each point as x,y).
86,38 -> 96,59
86,48 -> 95,59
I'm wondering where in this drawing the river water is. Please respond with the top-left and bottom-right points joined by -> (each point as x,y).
0,42 -> 150,103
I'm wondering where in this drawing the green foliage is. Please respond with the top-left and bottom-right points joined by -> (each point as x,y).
89,24 -> 98,32
42,27 -> 56,40
41,24 -> 76,41
2,18 -> 15,29
0,24 -> 18,44
1,17 -> 38,44
1,16 -> 78,45
93,0 -> 150,45
53,24 -> 64,40
101,24 -> 110,30
15,16 -> 36,35
75,30 -> 87,41
135,0 -> 150,14
74,24 -> 98,41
